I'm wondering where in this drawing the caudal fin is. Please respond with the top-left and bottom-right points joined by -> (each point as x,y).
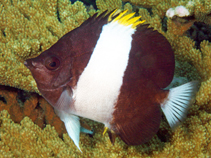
161,81 -> 199,129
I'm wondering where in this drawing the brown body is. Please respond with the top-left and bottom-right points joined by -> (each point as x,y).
25,11 -> 177,146
111,25 -> 174,144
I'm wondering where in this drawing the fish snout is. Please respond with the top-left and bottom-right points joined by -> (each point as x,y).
24,59 -> 32,68
24,60 -> 29,67
24,59 -> 39,69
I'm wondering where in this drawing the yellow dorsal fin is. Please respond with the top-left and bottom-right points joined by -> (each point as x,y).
118,12 -> 136,24
112,10 -> 128,23
133,20 -> 145,28
126,16 -> 141,25
108,9 -> 118,22
109,10 -> 145,29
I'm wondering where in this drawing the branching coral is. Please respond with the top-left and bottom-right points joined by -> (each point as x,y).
96,0 -> 122,12
1,108 -> 211,157
0,0 -> 93,93
136,0 -> 211,107
1,0 -> 211,157
0,85 -> 39,123
0,85 -> 66,137
0,110 -> 71,157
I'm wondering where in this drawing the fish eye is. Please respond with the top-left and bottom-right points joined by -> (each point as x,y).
45,56 -> 60,70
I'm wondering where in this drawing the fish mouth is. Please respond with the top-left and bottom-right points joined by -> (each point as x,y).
24,60 -> 29,67
24,59 -> 32,68
24,59 -> 38,70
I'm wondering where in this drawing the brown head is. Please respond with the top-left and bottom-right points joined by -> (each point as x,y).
24,12 -> 110,108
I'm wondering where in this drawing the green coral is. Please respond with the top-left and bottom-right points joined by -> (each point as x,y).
1,108 -> 211,157
0,0 -> 92,93
139,1 -> 211,106
0,0 -> 211,157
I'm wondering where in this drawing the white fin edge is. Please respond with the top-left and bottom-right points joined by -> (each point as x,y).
161,81 -> 199,129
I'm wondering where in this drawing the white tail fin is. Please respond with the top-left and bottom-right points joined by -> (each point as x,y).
161,81 -> 199,129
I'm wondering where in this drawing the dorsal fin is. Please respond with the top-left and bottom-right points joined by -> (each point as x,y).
108,10 -> 145,28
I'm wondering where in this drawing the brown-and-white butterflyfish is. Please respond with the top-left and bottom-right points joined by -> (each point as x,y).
24,10 -> 198,151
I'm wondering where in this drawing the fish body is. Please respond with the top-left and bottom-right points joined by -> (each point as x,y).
24,10 -> 198,151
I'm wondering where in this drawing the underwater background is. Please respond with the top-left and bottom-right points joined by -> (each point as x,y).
0,0 -> 211,157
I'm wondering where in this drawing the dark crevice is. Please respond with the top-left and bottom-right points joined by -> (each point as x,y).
35,101 -> 41,109
75,0 -> 97,10
157,129 -> 170,142
56,1 -> 61,23
157,114 -> 173,143
146,8 -> 153,16
0,95 -> 6,104
56,9 -> 61,23
161,16 -> 168,32
10,0 -> 13,5
38,43 -> 42,52
17,89 -> 31,107
0,119 -> 2,128
23,14 -> 30,21
43,116 -> 47,128
2,30 -> 6,37
185,22 -> 211,49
